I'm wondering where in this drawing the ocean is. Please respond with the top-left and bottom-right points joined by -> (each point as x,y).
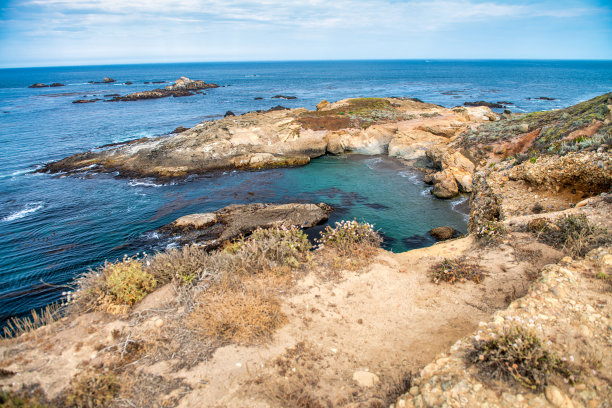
1,60 -> 611,323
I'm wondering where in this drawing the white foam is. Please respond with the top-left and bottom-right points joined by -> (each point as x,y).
129,179 -> 163,188
2,202 -> 44,222
365,157 -> 383,169
398,170 -> 421,185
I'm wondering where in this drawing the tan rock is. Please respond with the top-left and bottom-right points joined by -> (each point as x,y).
352,371 -> 379,387
431,170 -> 459,199
545,386 -> 574,408
316,100 -> 331,110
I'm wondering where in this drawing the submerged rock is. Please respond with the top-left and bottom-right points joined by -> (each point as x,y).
72,99 -> 100,104
161,202 -> 333,248
272,95 -> 297,99
28,83 -> 49,88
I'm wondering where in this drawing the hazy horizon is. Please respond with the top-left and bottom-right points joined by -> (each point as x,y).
1,0 -> 611,69
2,57 -> 612,70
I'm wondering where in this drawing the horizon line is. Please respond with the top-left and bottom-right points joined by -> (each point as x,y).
2,57 -> 612,70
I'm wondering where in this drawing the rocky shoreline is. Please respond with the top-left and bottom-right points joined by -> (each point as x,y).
2,93 -> 611,407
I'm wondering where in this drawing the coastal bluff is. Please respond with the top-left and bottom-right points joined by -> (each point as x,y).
41,97 -> 496,198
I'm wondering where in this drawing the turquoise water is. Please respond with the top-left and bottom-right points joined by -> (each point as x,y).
1,60 -> 611,323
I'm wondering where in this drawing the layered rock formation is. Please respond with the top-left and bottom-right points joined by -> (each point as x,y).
161,202 -> 333,248
42,97 -> 492,195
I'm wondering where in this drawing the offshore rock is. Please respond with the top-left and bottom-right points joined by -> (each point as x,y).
28,83 -> 49,88
108,77 -> 219,102
161,202 -> 333,248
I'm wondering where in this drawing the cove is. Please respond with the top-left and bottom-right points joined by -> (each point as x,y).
0,154 -> 466,322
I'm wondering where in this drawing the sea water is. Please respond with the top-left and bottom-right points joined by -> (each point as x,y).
1,60 -> 611,323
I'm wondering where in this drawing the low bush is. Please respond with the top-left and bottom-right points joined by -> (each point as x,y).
69,256 -> 157,315
475,220 -> 506,244
63,371 -> 120,408
0,388 -> 48,407
316,220 -> 382,256
227,226 -> 312,273
467,326 -> 573,391
530,214 -> 611,257
146,245 -> 209,285
105,257 -> 156,306
430,258 -> 483,284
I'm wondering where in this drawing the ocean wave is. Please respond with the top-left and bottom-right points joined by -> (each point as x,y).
398,170 -> 421,185
365,157 -> 383,169
2,202 -> 44,222
129,179 -> 164,188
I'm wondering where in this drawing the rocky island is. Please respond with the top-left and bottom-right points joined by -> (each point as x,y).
2,93 -> 611,408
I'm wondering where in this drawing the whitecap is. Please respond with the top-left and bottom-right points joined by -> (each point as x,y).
398,170 -> 421,185
365,157 -> 383,169
129,179 -> 163,188
2,202 -> 44,222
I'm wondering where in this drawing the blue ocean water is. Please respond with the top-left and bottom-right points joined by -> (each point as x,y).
1,60 -> 611,323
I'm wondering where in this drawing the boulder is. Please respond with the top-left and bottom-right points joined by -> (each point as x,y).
102,77 -> 115,83
352,371 -> 379,387
316,100 -> 331,111
160,202 -> 334,248
224,111 -> 236,117
428,226 -> 457,241
450,167 -> 473,193
431,170 -> 459,199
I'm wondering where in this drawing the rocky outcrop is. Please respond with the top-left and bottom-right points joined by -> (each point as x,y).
160,202 -> 333,248
508,151 -> 611,194
425,145 -> 476,198
107,77 -> 219,102
468,171 -> 502,233
428,226 -> 457,241
28,83 -> 48,88
40,97 -> 494,178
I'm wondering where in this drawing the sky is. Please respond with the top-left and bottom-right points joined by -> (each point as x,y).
0,0 -> 611,68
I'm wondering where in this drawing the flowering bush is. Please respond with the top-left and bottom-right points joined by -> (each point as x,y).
105,256 -> 157,305
316,220 -> 382,255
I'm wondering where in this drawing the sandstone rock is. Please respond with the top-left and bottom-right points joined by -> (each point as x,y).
431,170 -> 459,199
352,371 -> 379,387
161,202 -> 333,248
428,226 -> 457,241
316,100 -> 331,110
545,386 -> 574,408
450,167 -> 473,193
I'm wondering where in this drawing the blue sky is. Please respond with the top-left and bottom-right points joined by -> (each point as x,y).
0,0 -> 610,67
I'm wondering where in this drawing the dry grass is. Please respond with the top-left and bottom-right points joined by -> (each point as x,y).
430,258 -> 484,284
188,282 -> 287,345
258,342 -> 330,408
2,303 -> 63,339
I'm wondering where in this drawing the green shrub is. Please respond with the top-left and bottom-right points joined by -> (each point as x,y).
316,220 -> 382,255
0,389 -> 48,407
467,326 -> 573,391
431,258 -> 483,284
105,257 -> 157,305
